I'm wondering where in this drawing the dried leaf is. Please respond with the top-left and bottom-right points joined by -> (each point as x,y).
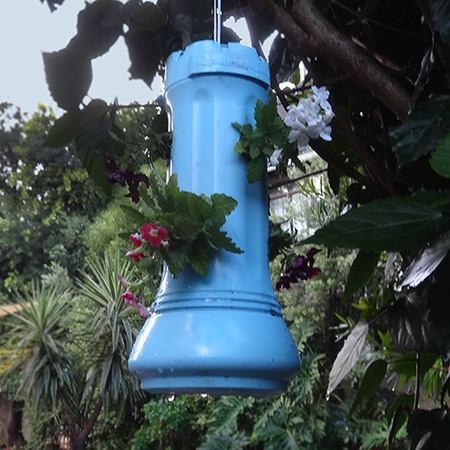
327,321 -> 369,396
396,231 -> 450,289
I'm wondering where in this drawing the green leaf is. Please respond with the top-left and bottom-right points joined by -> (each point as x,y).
44,111 -> 81,148
164,244 -> 190,278
125,30 -> 161,87
73,0 -> 123,59
152,111 -> 169,133
390,95 -> 450,167
43,47 -> 93,111
390,353 -> 439,379
302,190 -> 450,251
120,204 -> 147,224
210,194 -> 238,218
188,246 -> 210,276
389,296 -> 438,353
431,0 -> 450,45
407,409 -> 450,450
129,2 -> 166,34
387,397 -> 412,447
249,144 -> 261,159
430,133 -> 450,178
343,251 -> 380,301
386,393 -> 414,424
348,359 -> 387,418
209,229 -> 243,254
76,142 -> 112,196
247,157 -> 265,183
187,194 -> 213,222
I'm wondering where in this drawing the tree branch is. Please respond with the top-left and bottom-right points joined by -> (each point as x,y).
247,0 -> 412,120
310,140 -> 385,195
59,394 -> 80,445
78,396 -> 103,444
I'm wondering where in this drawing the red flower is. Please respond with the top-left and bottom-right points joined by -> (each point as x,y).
125,250 -> 146,263
140,223 -> 169,247
130,233 -> 143,248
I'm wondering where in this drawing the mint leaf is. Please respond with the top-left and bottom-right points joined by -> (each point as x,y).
247,157 -> 265,183
188,246 -> 210,276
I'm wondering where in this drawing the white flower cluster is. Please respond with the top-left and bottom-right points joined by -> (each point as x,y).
283,86 -> 335,149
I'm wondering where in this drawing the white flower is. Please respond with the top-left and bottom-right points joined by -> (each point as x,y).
282,85 -> 334,150
312,85 -> 333,112
269,148 -> 282,166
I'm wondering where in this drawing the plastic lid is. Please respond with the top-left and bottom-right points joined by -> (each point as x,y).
165,40 -> 270,88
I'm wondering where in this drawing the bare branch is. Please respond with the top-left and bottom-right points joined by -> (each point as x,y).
247,0 -> 412,120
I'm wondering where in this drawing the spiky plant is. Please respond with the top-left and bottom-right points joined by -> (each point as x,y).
7,280 -> 72,405
75,250 -> 146,416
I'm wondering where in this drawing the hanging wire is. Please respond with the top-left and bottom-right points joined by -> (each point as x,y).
214,0 -> 222,43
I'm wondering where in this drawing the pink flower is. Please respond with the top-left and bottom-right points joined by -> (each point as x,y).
140,223 -> 169,247
130,233 -> 143,248
137,304 -> 149,318
121,292 -> 136,306
125,250 -> 146,263
117,274 -> 128,290
118,275 -> 149,319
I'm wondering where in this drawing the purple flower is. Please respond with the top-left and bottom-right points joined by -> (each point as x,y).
102,152 -> 149,203
276,248 -> 322,291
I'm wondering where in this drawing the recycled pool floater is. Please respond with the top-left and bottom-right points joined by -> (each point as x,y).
128,40 -> 301,396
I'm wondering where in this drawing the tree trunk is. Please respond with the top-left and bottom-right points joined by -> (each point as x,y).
7,400 -> 25,450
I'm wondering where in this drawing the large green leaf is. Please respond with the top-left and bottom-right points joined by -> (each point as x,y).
430,133 -> 450,178
343,250 -> 380,301
43,47 -> 93,111
387,394 -> 414,446
44,110 -> 81,148
73,0 -> 123,59
389,297 -> 438,353
407,409 -> 450,450
390,95 -> 450,167
348,359 -> 387,418
125,30 -> 161,87
302,190 -> 450,251
431,0 -> 450,45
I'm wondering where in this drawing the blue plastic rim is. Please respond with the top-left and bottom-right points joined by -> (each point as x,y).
128,40 -> 301,396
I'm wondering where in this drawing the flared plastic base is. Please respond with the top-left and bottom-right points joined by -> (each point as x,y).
128,307 -> 301,396
140,376 -> 287,397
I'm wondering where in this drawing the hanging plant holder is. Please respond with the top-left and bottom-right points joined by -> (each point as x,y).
128,40 -> 301,396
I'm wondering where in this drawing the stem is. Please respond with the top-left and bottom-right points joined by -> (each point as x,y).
415,352 -> 421,410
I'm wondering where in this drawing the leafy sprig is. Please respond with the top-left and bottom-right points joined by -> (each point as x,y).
125,174 -> 243,278
232,91 -> 303,183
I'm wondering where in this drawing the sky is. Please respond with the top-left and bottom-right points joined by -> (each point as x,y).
0,1 -> 253,118
0,0 -> 162,117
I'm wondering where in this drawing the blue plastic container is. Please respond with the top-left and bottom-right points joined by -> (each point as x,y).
128,40 -> 301,396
